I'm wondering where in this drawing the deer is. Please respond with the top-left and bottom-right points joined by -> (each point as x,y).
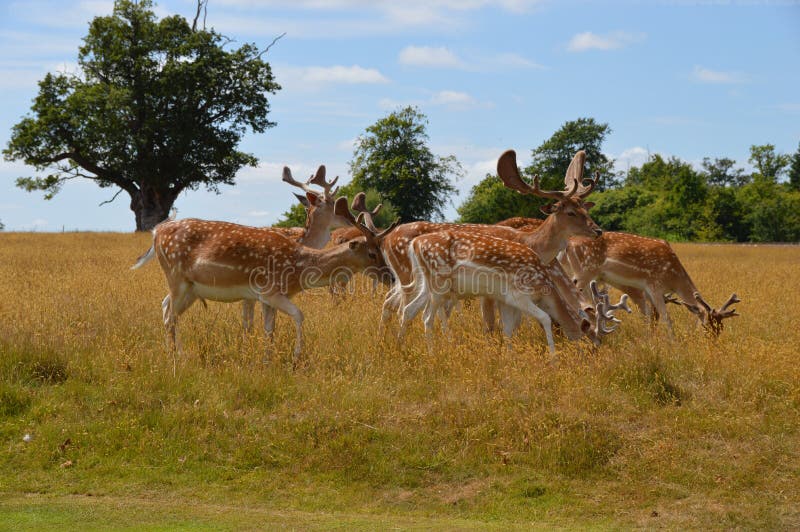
563,232 -> 740,335
131,197 -> 398,365
398,230 -> 629,357
374,149 -> 603,335
239,164 -> 351,334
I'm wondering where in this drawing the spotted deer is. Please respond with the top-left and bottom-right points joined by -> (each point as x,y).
239,165 -> 351,333
564,232 -> 740,335
376,149 -> 603,333
131,197 -> 396,364
399,231 -> 628,356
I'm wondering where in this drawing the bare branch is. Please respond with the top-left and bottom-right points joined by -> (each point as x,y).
258,32 -> 286,59
98,188 -> 125,206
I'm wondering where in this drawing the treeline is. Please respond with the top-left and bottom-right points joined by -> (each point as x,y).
458,119 -> 800,242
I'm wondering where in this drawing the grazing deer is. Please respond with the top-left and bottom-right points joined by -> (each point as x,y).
240,165 -> 350,333
376,149 -> 603,333
564,232 -> 740,335
494,217 -> 544,230
399,231 -> 628,356
132,197 -> 396,364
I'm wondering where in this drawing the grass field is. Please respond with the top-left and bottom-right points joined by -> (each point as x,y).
1,232 -> 799,529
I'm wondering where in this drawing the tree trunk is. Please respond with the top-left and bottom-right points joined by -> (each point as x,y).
130,185 -> 177,231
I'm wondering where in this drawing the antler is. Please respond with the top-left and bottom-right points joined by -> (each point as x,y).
282,165 -> 339,199
589,281 -> 631,337
497,149 -> 584,201
577,171 -> 599,199
334,197 -> 399,245
351,192 -> 382,232
694,292 -> 741,336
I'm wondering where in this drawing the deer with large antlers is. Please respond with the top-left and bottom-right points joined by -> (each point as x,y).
239,164 -> 351,334
132,197 -> 397,364
397,231 -> 628,356
374,150 -> 603,335
564,232 -> 740,335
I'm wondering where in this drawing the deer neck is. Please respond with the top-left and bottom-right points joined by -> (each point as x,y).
522,216 -> 567,264
295,244 -> 362,289
299,219 -> 332,249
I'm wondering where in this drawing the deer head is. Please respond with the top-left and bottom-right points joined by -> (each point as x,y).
282,165 -> 349,232
694,293 -> 740,336
497,149 -> 602,240
334,197 -> 400,265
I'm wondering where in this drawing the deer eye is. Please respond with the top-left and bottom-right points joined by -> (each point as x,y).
567,212 -> 576,217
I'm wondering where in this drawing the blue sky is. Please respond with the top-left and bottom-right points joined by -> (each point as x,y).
1,0 -> 798,231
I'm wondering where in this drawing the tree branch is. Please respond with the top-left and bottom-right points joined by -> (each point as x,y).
257,32 -> 286,59
98,187 -> 125,206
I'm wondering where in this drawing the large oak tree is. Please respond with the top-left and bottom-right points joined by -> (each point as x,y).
4,0 -> 280,230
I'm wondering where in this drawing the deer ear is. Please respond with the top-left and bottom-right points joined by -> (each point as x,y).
294,193 -> 310,208
540,203 -> 557,215
305,191 -> 322,206
582,201 -> 595,210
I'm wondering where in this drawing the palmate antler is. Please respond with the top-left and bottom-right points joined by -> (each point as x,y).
590,281 -> 632,337
694,292 -> 741,336
350,192 -> 382,232
282,165 -> 340,199
496,149 -> 599,201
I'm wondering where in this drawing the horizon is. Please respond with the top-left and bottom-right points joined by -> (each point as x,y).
1,0 -> 798,232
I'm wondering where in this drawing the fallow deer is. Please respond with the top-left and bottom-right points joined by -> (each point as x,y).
376,149 -> 602,333
132,197 -> 397,364
564,232 -> 740,335
399,231 -> 628,357
240,165 -> 351,334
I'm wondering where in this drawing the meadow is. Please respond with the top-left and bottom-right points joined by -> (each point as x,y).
1,232 -> 799,529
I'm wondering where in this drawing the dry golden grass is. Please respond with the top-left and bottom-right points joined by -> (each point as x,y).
1,232 -> 799,528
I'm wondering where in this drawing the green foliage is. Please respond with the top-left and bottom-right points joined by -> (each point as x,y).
701,157 -> 748,187
737,181 -> 800,242
788,142 -> 800,191
526,117 -> 615,192
748,144 -> 790,183
457,175 -> 542,223
350,106 -> 461,222
3,0 -> 280,230
273,201 -> 307,228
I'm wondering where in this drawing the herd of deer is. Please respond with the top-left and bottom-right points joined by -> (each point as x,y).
132,149 -> 740,365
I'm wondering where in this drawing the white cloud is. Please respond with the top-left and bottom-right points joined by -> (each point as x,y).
691,65 -> 747,84
492,52 -> 545,70
614,147 -> 651,172
379,90 -> 491,111
398,46 -> 465,69
398,46 -> 543,71
276,64 -> 389,90
567,31 -> 645,52
431,90 -> 477,107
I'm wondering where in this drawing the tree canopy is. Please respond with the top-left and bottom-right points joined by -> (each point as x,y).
349,106 -> 461,222
4,0 -> 280,230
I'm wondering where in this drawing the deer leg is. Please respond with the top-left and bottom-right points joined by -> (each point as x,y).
164,282 -> 197,353
398,286 -> 429,342
646,286 -> 672,335
263,294 -> 304,366
520,299 -> 556,358
480,297 -> 497,333
498,303 -> 522,337
262,302 -> 276,341
242,300 -> 256,333
380,284 -> 402,330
